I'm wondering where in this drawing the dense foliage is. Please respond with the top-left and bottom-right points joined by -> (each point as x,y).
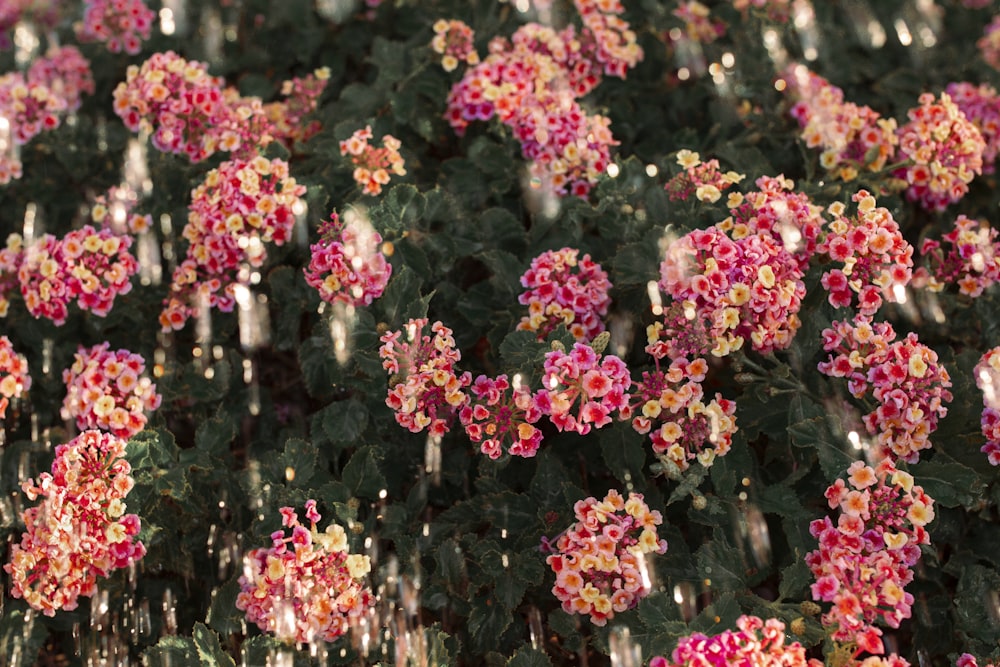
2,1 -> 1000,666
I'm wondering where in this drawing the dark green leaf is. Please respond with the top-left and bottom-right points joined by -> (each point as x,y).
319,398 -> 369,446
193,622 -> 236,667
342,445 -> 387,499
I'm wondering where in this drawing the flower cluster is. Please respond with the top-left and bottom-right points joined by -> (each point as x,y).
263,68 -> 330,146
816,191 -> 913,316
516,247 -> 611,342
445,0 -> 640,197
431,19 -> 479,72
91,186 -> 153,235
61,343 -> 161,440
544,490 -> 667,626
894,92 -> 986,211
673,2 -> 725,44
0,0 -> 60,42
806,459 -> 935,655
665,150 -> 744,203
979,15 -> 1000,71
76,0 -> 154,55
621,356 -> 737,472
534,342 -> 630,435
957,655 -> 999,667
726,174 -> 824,271
160,155 -> 305,331
819,317 -> 952,463
14,226 -> 138,326
946,82 -> 1000,174
303,212 -> 392,307
913,215 -> 1000,297
649,615 -> 822,667
0,335 -> 30,419
459,374 -> 543,459
782,64 -> 898,181
0,71 -> 66,145
379,318 -> 472,437
974,347 -> 1000,466
3,430 -> 145,616
339,126 -> 406,196
659,224 -> 806,357
237,501 -> 375,644
27,45 -> 95,113
113,51 -> 228,162
644,304 -> 714,362
0,233 -> 22,317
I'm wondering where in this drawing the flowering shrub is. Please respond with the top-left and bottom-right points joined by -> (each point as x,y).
0,334 -> 30,419
913,214 -> 1000,297
379,318 -> 471,436
303,212 -> 392,307
517,247 -> 611,342
649,615 -> 822,666
339,125 -> 406,196
543,490 -> 666,626
894,92 -> 986,211
3,430 -> 144,616
807,459 -> 934,656
534,341 -> 630,435
61,343 -> 161,439
236,501 -> 374,644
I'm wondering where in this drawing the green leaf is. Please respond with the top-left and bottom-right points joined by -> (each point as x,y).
193,622 -> 236,667
144,636 -> 200,667
342,445 -> 387,499
599,423 -> 647,487
320,398 -> 369,446
498,329 -> 549,377
195,415 -> 236,457
907,456 -> 985,509
378,264 -> 430,326
689,591 -> 741,634
506,645 -> 553,667
469,593 -> 514,654
128,428 -> 178,471
282,437 -> 317,487
436,538 -> 468,593
371,184 -> 426,235
788,417 -> 855,480
695,529 -> 747,590
0,608 -> 48,667
778,559 -> 813,601
206,577 -> 245,636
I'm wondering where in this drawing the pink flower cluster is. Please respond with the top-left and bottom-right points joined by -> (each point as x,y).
3,430 -> 145,616
807,459 -> 934,656
913,214 -> 1000,297
236,500 -> 375,644
621,356 -> 737,471
459,374 -> 543,459
0,0 -> 59,40
340,125 -> 406,196
0,233 -> 21,317
431,19 -> 479,72
61,343 -> 161,440
445,0 -> 640,197
665,149 -> 744,203
0,334 -> 30,419
303,212 -> 392,307
15,225 -> 138,326
91,186 -> 153,235
819,317 -> 952,463
659,224 -> 806,357
673,2 -> 725,44
0,71 -> 65,143
894,92 -> 986,211
727,174 -> 824,271
263,68 -> 330,146
534,342 -> 630,435
957,655 -> 999,667
544,490 -> 667,626
378,318 -> 472,437
979,16 -> 1000,71
28,45 -> 95,113
947,82 -> 1000,175
160,156 -> 306,331
649,615 -> 822,667
816,191 -> 913,316
974,347 -> 1000,466
113,51 -> 229,162
782,65 -> 898,181
77,0 -> 155,54
516,247 -> 611,342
